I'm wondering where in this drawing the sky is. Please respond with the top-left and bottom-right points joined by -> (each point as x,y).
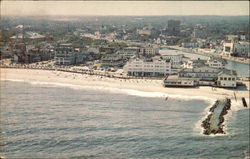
1,1 -> 249,16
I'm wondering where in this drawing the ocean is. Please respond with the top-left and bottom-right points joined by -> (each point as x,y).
0,80 -> 249,158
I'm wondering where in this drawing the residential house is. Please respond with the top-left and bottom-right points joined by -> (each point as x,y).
101,54 -> 124,67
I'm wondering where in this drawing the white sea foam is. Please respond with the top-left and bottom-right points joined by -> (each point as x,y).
1,78 -> 25,82
2,78 -> 214,102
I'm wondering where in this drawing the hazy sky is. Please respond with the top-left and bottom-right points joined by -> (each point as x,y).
1,1 -> 249,16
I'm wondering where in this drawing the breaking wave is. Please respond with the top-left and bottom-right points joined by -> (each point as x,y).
1,78 -> 213,101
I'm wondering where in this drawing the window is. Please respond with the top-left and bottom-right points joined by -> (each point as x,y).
224,77 -> 227,80
220,77 -> 223,80
232,78 -> 235,81
228,77 -> 231,80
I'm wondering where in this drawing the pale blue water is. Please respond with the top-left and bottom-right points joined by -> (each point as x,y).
0,81 -> 249,158
160,49 -> 249,78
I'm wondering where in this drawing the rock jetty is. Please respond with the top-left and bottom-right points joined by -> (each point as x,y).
202,98 -> 231,135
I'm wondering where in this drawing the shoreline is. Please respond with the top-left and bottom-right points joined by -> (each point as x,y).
1,68 -> 249,101
164,46 -> 250,65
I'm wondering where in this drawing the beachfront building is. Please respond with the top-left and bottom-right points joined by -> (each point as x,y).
101,54 -> 124,67
116,47 -> 140,59
123,56 -> 171,77
163,75 -> 199,87
54,49 -> 85,65
217,71 -> 237,88
164,67 -> 238,88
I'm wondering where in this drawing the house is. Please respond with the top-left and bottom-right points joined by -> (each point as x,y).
206,57 -> 226,69
116,47 -> 140,59
217,70 -> 237,88
101,54 -> 124,67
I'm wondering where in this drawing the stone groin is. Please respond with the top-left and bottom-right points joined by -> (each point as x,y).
201,98 -> 231,135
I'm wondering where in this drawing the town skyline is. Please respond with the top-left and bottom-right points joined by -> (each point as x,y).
1,1 -> 249,16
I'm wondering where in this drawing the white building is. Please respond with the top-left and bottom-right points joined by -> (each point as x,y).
223,40 -> 250,57
54,49 -> 85,65
217,71 -> 237,88
162,54 -> 183,68
206,57 -> 225,69
123,57 -> 171,77
164,68 -> 238,88
179,67 -> 223,80
164,75 -> 199,87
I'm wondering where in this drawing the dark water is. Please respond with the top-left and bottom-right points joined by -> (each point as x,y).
0,81 -> 249,158
160,49 -> 249,78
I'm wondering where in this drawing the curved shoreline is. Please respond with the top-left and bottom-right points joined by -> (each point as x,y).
1,68 -> 249,101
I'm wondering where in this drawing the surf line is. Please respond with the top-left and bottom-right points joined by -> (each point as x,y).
201,98 -> 231,135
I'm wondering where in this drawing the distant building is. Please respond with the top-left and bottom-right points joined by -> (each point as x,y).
137,29 -> 151,36
226,35 -> 239,42
123,56 -> 171,77
10,31 -> 45,42
167,20 -> 181,36
192,27 -> 206,39
99,46 -> 116,54
181,42 -> 198,48
223,40 -> 249,57
139,45 -> 159,57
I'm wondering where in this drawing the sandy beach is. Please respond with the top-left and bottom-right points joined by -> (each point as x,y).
1,68 -> 249,101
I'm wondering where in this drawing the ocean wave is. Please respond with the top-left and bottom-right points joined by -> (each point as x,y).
1,78 -> 214,102
1,79 -> 25,82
